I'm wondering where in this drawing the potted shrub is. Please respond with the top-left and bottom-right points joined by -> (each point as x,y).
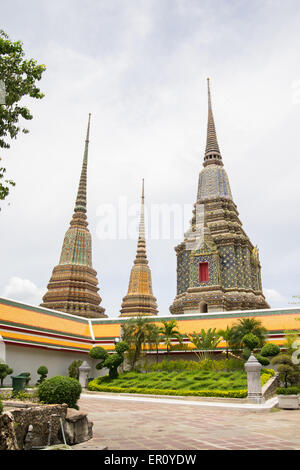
271,354 -> 300,409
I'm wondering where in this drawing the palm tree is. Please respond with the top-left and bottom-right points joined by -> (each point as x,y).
217,326 -> 234,359
159,320 -> 183,358
188,328 -> 221,360
146,324 -> 163,364
230,318 -> 267,350
122,316 -> 154,370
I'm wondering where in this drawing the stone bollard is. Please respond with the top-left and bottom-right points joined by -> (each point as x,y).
78,361 -> 91,389
245,355 -> 265,404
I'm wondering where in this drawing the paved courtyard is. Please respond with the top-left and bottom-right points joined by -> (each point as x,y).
74,393 -> 300,450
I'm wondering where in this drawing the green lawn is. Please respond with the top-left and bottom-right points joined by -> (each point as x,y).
98,370 -> 248,391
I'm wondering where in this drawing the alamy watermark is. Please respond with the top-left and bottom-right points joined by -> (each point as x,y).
95,198 -> 205,249
292,339 -> 300,365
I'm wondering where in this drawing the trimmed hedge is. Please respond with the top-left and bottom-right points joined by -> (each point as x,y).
88,368 -> 275,398
38,375 -> 81,408
276,386 -> 300,395
88,382 -> 248,398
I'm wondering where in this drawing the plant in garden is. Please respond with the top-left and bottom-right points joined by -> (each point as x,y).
68,360 -> 83,380
230,318 -> 267,350
38,376 -> 81,409
122,316 -> 155,369
0,362 -> 13,387
146,324 -> 163,364
0,30 -> 46,202
36,366 -> 48,385
271,354 -> 300,389
89,341 -> 129,379
283,330 -> 299,356
217,326 -> 235,359
187,328 -> 221,360
159,320 -> 183,358
260,343 -> 281,358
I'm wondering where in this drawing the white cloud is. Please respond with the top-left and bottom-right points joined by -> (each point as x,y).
2,277 -> 45,307
263,288 -> 287,305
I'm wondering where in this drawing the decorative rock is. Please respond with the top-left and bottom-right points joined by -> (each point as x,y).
62,408 -> 93,445
79,361 -> 91,389
245,355 -> 265,404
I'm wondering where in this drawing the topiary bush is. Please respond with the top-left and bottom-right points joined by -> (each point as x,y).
255,355 -> 270,366
261,343 -> 280,358
68,360 -> 83,380
36,366 -> 48,385
38,376 -> 82,409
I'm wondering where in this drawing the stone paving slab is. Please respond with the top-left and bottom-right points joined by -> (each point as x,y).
73,394 -> 300,450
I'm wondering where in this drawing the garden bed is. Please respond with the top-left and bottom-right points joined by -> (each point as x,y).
88,369 -> 274,399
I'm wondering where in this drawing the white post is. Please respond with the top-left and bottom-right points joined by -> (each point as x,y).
245,354 -> 265,404
78,361 -> 91,389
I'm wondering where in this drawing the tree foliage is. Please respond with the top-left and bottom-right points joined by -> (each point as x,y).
122,316 -> 155,369
89,341 -> 129,379
188,328 -> 221,360
0,362 -> 13,387
159,320 -> 183,358
0,30 -> 46,201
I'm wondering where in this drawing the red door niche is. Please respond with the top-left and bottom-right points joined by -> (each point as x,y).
199,262 -> 209,282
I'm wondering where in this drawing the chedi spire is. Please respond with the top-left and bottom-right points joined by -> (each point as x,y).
41,114 -> 107,318
119,180 -> 158,317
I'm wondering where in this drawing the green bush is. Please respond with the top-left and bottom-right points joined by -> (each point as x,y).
276,386 -> 300,395
148,358 -> 243,373
68,360 -> 83,380
255,355 -> 270,366
38,376 -> 82,408
87,381 -> 248,399
37,366 -> 48,385
261,343 -> 280,358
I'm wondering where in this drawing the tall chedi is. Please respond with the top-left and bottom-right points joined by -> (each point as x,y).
170,79 -> 269,314
41,114 -> 107,318
119,180 -> 158,317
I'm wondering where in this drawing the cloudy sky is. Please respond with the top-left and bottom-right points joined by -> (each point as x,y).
1,0 -> 300,317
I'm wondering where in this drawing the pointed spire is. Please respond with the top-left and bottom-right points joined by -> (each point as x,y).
70,114 -> 91,228
134,178 -> 148,265
204,79 -> 223,167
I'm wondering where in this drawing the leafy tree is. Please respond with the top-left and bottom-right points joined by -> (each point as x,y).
271,354 -> 300,388
122,316 -> 154,370
283,330 -> 299,356
0,362 -> 13,387
0,30 -> 46,202
230,318 -> 267,350
146,324 -> 163,364
217,326 -> 235,359
188,328 -> 221,360
159,320 -> 183,358
89,341 -> 129,379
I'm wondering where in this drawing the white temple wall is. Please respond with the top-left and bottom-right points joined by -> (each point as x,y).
2,344 -> 101,386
